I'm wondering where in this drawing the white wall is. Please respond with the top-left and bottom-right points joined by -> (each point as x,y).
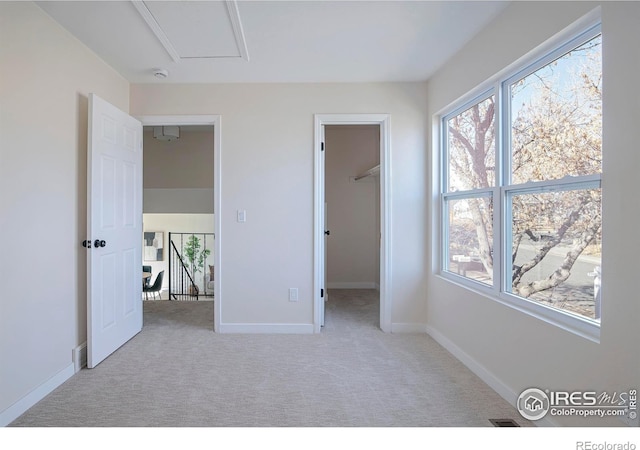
131,82 -> 429,329
325,125 -> 380,289
0,2 -> 129,425
143,213 -> 215,292
426,1 -> 640,426
144,188 -> 214,214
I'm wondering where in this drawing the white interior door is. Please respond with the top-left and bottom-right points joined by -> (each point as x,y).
323,201 -> 329,326
320,125 -> 326,327
87,93 -> 143,368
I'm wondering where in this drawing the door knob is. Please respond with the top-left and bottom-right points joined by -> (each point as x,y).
94,239 -> 106,248
324,230 -> 331,236
82,240 -> 91,248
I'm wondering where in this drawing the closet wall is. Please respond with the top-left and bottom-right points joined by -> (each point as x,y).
325,125 -> 380,289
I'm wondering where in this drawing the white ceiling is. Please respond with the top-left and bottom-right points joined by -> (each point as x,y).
37,0 -> 509,84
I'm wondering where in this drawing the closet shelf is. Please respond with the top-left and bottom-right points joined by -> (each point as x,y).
354,164 -> 380,181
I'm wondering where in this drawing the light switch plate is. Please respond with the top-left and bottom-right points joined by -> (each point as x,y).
237,210 -> 246,223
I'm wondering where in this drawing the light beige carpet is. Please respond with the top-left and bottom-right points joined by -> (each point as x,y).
9,289 -> 531,427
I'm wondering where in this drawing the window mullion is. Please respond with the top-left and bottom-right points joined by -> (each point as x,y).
443,188 -> 495,200
492,187 -> 502,296
502,185 -> 513,295
504,175 -> 601,195
499,77 -> 513,297
440,116 -> 448,195
493,80 -> 503,296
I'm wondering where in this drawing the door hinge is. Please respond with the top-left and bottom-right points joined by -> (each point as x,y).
321,288 -> 324,298
321,142 -> 324,151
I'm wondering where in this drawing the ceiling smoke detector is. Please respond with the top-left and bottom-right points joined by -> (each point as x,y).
153,68 -> 169,79
153,126 -> 180,141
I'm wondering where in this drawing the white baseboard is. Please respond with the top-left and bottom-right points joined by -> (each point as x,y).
218,323 -> 314,334
327,282 -> 377,289
0,363 -> 75,427
425,325 -> 557,427
391,323 -> 428,333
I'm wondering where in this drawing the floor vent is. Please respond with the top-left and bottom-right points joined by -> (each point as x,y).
73,342 -> 87,373
489,418 -> 520,427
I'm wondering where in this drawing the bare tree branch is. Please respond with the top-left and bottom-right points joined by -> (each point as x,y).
512,204 -> 584,285
515,218 -> 601,298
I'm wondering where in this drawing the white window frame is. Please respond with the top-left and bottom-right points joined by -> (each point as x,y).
437,17 -> 602,342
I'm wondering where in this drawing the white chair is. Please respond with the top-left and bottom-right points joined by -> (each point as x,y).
204,265 -> 214,297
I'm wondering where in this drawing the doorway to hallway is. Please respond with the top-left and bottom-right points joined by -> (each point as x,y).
139,115 -> 221,332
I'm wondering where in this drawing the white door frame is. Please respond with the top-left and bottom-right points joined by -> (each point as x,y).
314,114 -> 392,333
137,115 -> 222,333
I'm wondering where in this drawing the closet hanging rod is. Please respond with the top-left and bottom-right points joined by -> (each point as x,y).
354,164 -> 380,181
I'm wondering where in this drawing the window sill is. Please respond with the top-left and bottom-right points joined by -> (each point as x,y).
436,271 -> 601,343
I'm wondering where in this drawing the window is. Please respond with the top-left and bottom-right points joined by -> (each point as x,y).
440,24 -> 602,333
444,95 -> 495,286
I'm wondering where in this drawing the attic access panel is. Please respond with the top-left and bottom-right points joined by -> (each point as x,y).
136,0 -> 248,61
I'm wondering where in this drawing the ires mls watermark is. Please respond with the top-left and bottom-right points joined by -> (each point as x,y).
576,443 -> 636,450
516,387 -> 637,423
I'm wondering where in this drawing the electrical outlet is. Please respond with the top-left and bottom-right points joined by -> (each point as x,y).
289,288 -> 298,302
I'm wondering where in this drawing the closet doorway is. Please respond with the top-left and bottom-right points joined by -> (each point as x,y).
314,114 -> 391,333
325,125 -> 380,329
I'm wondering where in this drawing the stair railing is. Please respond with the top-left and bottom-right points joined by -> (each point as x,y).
168,239 -> 199,301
